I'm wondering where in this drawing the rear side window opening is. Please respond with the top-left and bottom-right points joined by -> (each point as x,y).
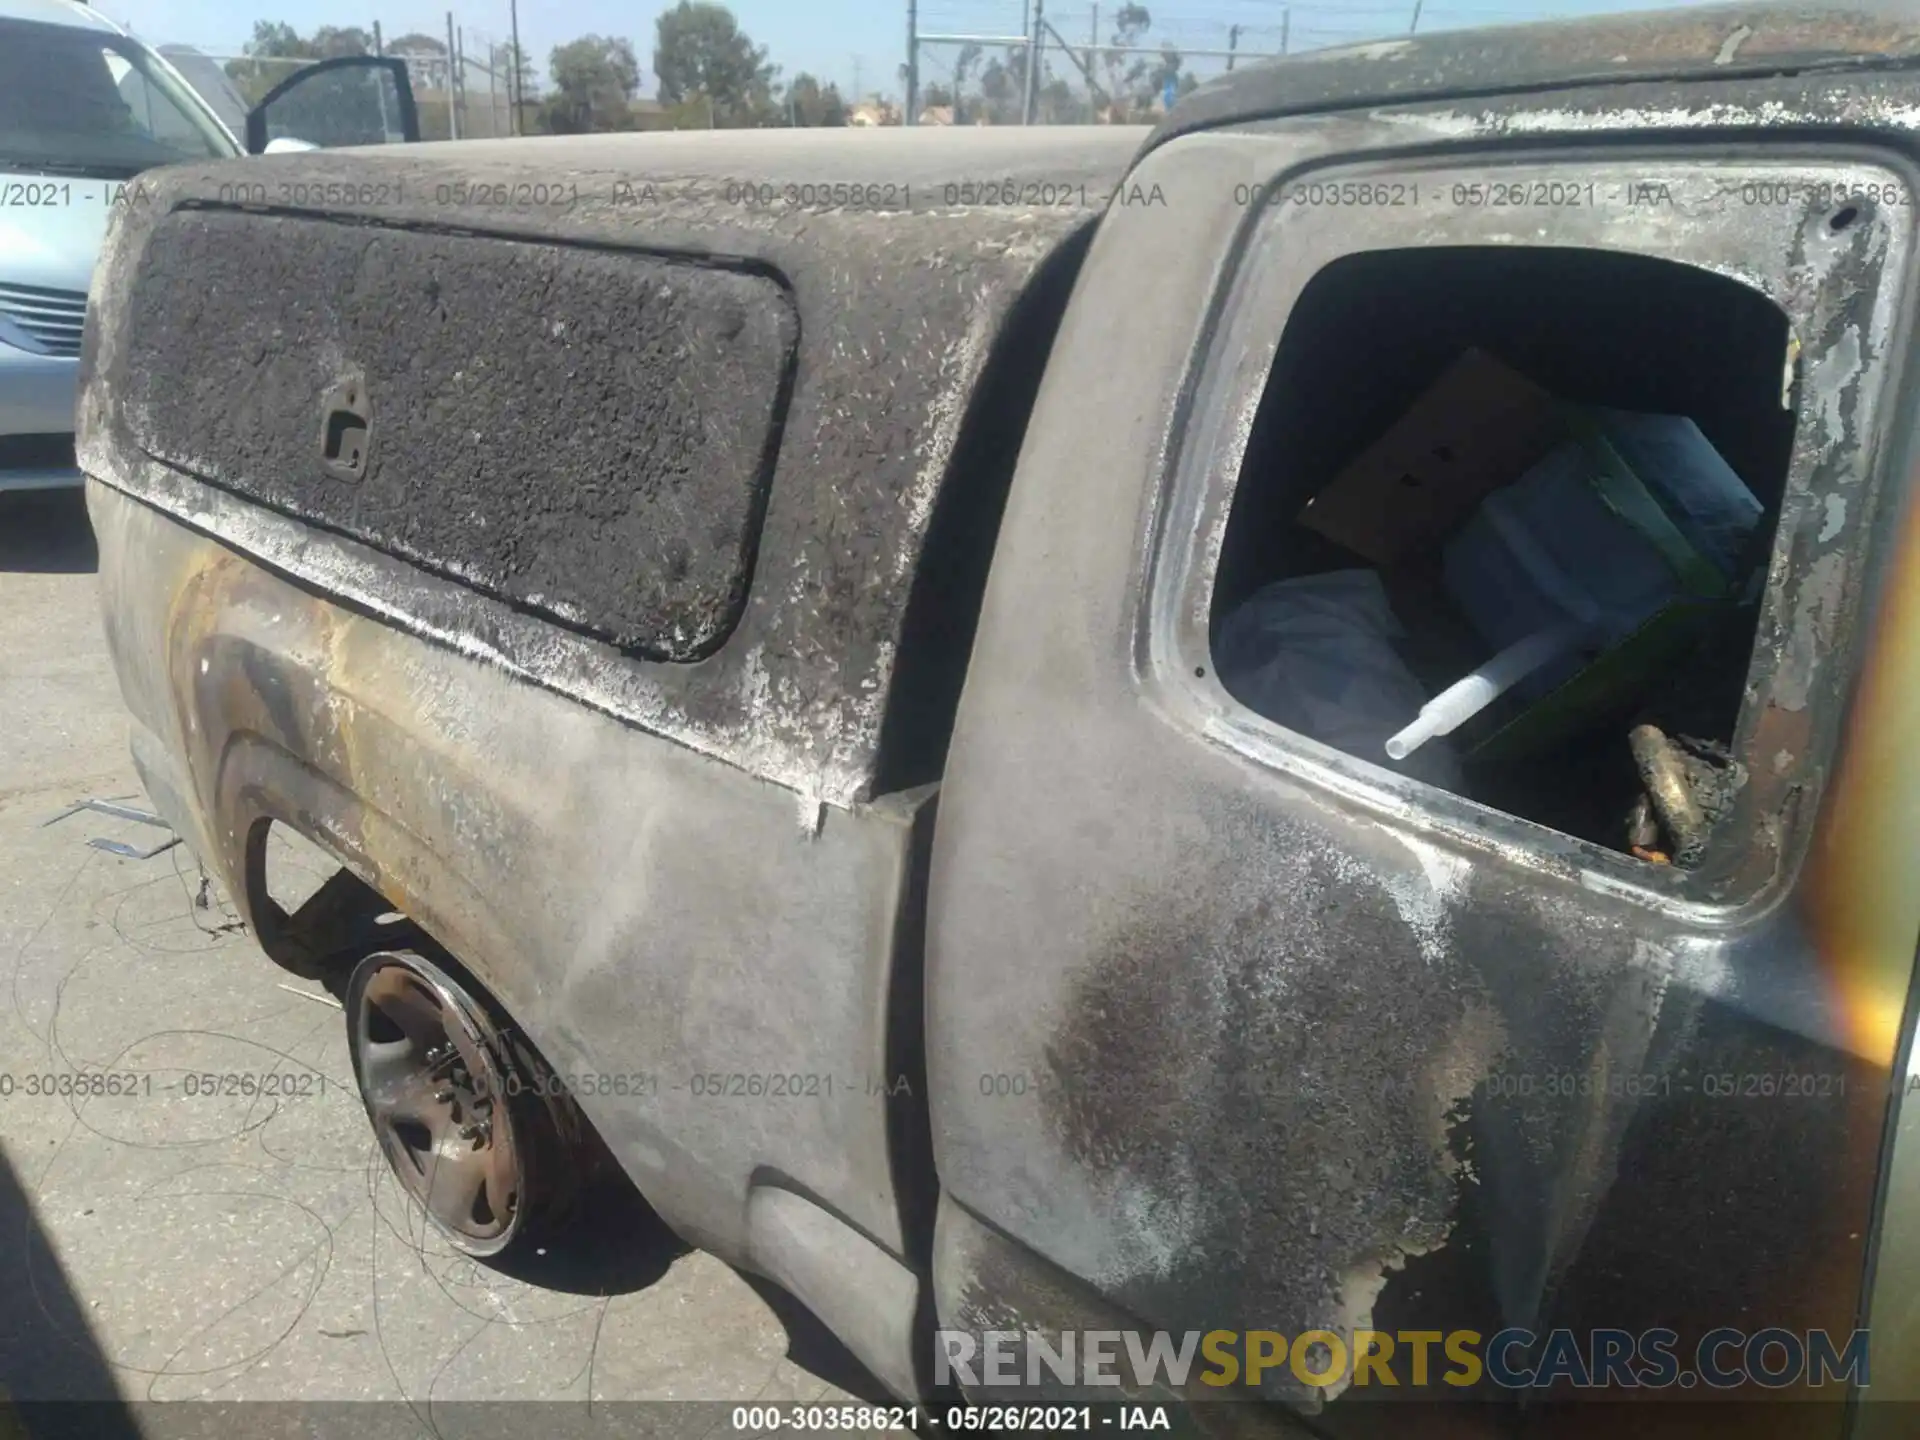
1210,245 -> 1796,871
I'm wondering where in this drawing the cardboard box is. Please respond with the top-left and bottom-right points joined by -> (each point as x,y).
1297,348 -> 1566,567
1448,408 -> 1760,763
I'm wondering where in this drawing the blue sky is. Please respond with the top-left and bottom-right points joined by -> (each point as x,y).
98,0 -> 1706,103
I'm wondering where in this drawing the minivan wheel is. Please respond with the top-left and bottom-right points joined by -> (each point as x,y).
345,948 -> 582,1257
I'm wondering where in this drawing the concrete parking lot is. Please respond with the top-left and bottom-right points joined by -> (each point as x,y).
0,490 -> 901,1439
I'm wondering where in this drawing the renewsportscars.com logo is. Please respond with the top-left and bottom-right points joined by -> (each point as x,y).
935,1327 -> 1871,1392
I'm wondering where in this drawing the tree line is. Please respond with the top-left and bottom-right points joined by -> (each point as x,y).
227,0 -> 1201,133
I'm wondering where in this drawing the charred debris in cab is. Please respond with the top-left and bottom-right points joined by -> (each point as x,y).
1209,238 -> 1833,882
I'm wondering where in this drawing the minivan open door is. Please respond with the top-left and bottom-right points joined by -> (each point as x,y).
244,55 -> 419,153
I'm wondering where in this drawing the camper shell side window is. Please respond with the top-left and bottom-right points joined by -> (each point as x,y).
1158,152 -> 1911,904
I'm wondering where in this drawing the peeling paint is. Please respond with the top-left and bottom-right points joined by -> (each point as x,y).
1778,551 -> 1850,713
1376,96 -> 1796,138
1812,324 -> 1865,456
1382,832 -> 1471,966
900,287 -> 997,583
1822,494 -> 1848,543
796,789 -> 827,838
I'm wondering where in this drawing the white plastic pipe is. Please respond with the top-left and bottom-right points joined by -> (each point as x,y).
1384,621 -> 1589,761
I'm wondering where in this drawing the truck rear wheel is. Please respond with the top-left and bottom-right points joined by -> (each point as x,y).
344,948 -> 586,1257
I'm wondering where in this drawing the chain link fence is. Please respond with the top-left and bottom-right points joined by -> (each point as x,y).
169,15 -> 536,146
407,25 -> 524,140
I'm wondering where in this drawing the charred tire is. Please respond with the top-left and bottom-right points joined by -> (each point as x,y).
345,949 -> 592,1257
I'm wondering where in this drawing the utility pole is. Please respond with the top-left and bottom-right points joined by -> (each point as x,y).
1087,5 -> 1098,118
445,12 -> 460,140
457,27 -> 469,132
372,20 -> 382,55
1022,0 -> 1043,125
905,0 -> 919,125
508,0 -> 523,134
1044,15 -> 1102,117
1226,23 -> 1240,70
1409,0 -> 1424,33
1281,9 -> 1290,54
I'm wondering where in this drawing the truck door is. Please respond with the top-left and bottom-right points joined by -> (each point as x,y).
924,94 -> 1920,1426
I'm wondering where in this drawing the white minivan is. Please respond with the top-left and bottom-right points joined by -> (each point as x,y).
0,0 -> 417,490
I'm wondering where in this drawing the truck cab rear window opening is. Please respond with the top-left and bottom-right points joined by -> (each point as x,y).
1210,244 -> 1795,868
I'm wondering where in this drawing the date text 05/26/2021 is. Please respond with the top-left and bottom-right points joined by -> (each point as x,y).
728,1404 -> 1171,1431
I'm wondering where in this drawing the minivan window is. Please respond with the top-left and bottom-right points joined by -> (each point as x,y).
0,18 -> 236,178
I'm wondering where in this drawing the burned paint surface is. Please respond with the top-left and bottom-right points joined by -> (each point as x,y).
88,477 -> 942,1393
927,80 -> 1919,1429
81,129 -> 1145,807
1147,2 -> 1920,157
124,211 -> 797,662
1035,798 -> 1498,1410
74,49 -> 1920,1435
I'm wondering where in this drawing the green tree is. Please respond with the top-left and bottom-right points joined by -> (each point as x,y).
385,32 -> 447,108
1100,4 -> 1152,117
973,45 -> 1081,123
497,41 -> 538,99
539,35 -> 641,133
479,41 -> 540,133
243,20 -> 307,55
224,22 -> 373,105
783,72 -> 846,127
951,42 -> 983,122
976,49 -> 1026,124
311,26 -> 373,58
653,2 -> 778,126
225,21 -> 313,105
1038,76 -> 1079,123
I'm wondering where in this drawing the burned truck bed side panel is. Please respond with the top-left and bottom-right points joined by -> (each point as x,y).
79,129 -> 1142,1402
927,76 -> 1920,1421
82,128 -> 1145,809
90,480 -> 930,1393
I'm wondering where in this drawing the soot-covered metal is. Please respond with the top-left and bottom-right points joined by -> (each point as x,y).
925,62 -> 1916,1430
1145,0 -> 1920,157
123,210 -> 796,662
81,130 -> 1146,806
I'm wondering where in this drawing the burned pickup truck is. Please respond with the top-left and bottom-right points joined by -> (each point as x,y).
76,2 -> 1920,1430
